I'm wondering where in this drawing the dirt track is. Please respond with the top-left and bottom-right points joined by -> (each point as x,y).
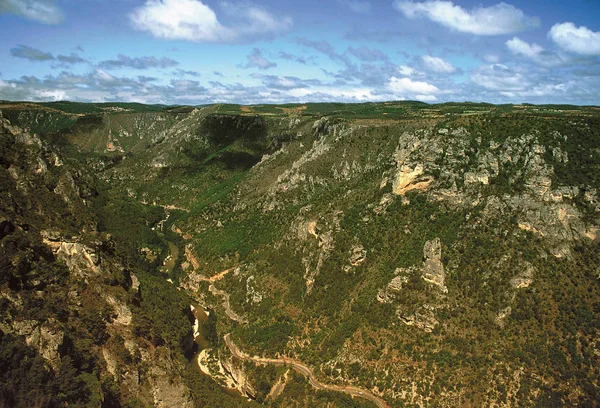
224,334 -> 390,408
209,285 -> 248,323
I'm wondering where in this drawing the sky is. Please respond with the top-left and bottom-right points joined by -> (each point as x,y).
0,0 -> 599,105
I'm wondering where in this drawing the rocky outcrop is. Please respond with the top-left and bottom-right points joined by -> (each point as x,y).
495,306 -> 512,327
397,305 -> 439,333
12,319 -> 64,369
43,238 -> 101,280
105,294 -> 133,325
377,269 -> 411,303
349,244 -> 366,267
464,171 -> 489,185
145,348 -> 194,408
246,275 -> 263,304
296,216 -> 337,294
392,164 -> 434,195
422,238 -> 447,292
307,220 -> 319,240
197,347 -> 256,398
378,238 -> 447,299
510,262 -> 535,289
376,239 -> 446,331
221,357 -> 257,398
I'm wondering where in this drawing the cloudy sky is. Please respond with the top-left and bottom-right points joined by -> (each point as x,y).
0,0 -> 599,105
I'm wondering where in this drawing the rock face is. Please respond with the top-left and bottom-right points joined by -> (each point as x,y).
47,240 -> 101,279
398,305 -> 439,333
510,262 -> 535,289
197,347 -> 256,399
221,357 -> 257,398
12,319 -> 64,369
422,238 -> 447,292
392,164 -> 433,195
349,244 -> 366,266
147,350 -> 194,408
377,270 -> 411,303
379,238 -> 448,299
377,239 -> 447,331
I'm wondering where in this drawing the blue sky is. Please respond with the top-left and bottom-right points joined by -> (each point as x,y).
0,0 -> 599,105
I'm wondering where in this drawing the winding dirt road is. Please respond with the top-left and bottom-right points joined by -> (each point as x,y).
209,284 -> 248,324
224,334 -> 390,408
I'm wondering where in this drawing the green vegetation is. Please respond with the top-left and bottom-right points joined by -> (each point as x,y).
1,100 -> 600,407
41,101 -> 174,114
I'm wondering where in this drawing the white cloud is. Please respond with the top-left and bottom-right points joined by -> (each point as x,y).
397,65 -> 416,76
549,22 -> 600,56
506,37 -> 564,66
221,2 -> 292,37
129,0 -> 291,43
387,76 -> 439,95
36,89 -> 67,100
98,54 -> 179,70
242,48 -> 277,70
130,0 -> 233,42
394,0 -> 539,35
471,64 -> 527,91
483,54 -> 500,63
289,87 -> 378,102
0,0 -> 63,24
421,55 -> 456,73
500,82 -> 570,99
415,94 -> 438,102
506,37 -> 543,58
255,74 -> 318,90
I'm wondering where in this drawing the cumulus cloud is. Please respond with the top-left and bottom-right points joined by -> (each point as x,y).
256,74 -> 321,90
10,45 -> 88,67
279,51 -> 294,60
387,76 -> 440,96
98,54 -> 179,70
57,53 -> 87,65
2,64 -> 598,105
129,0 -> 292,43
297,39 -> 412,88
471,64 -> 528,91
169,79 -> 206,93
0,0 -> 63,24
506,37 -> 543,58
421,55 -> 456,73
296,38 -> 354,68
10,44 -> 54,61
483,54 -> 501,63
347,46 -> 388,62
242,48 -> 277,70
337,0 -> 371,14
397,65 -> 416,76
394,0 -> 539,35
506,37 -> 563,66
278,51 -> 309,65
549,22 -> 600,56
288,87 -> 378,102
173,69 -> 201,77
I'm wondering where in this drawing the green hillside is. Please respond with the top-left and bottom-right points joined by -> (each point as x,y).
1,100 -> 599,407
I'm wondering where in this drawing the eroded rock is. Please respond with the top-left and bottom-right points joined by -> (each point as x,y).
392,164 -> 433,195
422,238 -> 447,292
349,244 -> 366,266
398,305 -> 439,332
